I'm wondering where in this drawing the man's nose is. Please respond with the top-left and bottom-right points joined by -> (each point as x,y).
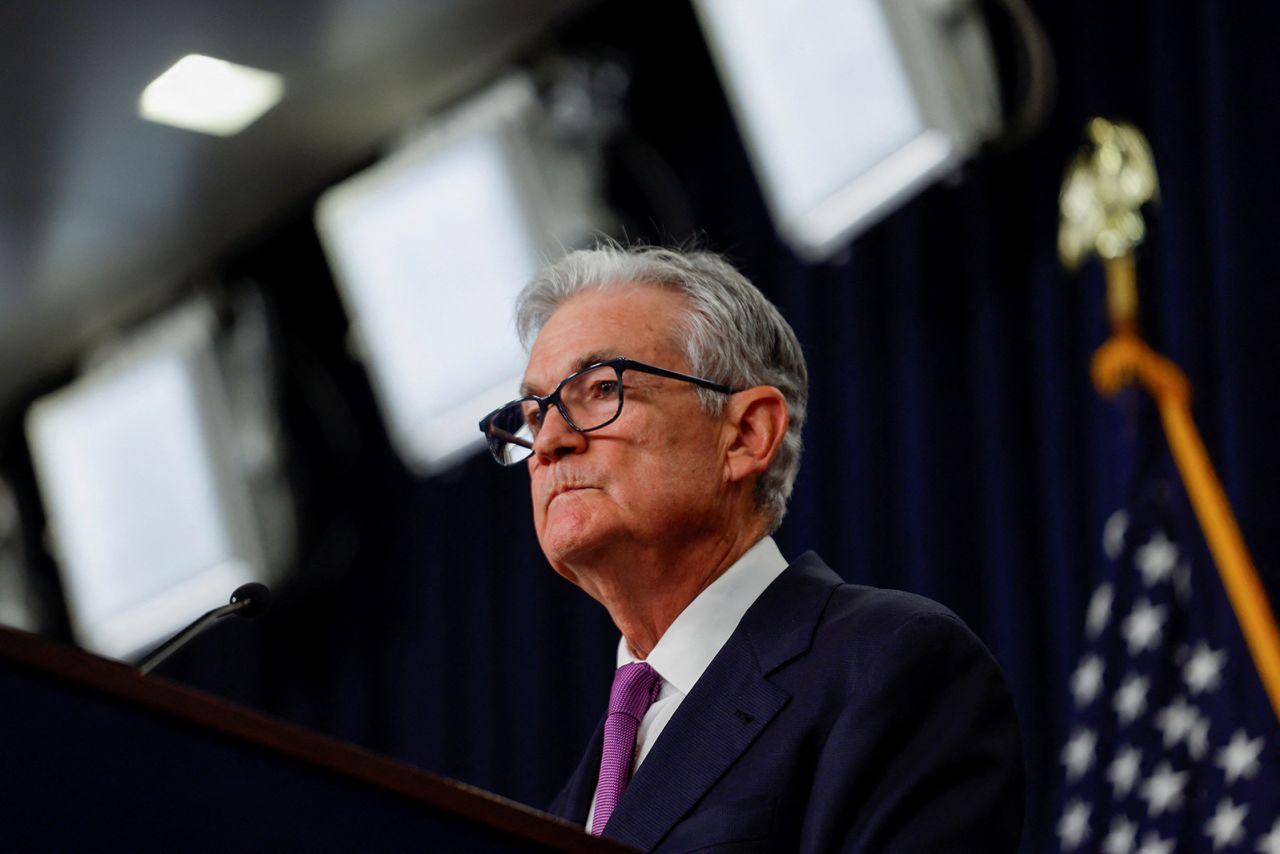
532,404 -> 588,461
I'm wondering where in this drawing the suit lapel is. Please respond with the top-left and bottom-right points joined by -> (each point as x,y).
602,553 -> 842,850
549,715 -> 605,823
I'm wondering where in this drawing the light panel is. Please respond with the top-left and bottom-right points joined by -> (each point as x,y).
139,54 -> 284,136
694,0 -> 1000,261
0,476 -> 36,632
26,307 -> 265,660
316,76 -> 608,473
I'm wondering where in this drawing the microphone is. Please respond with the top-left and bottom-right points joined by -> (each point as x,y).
138,582 -> 271,675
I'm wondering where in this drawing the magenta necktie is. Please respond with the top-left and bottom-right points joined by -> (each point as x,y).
591,661 -> 662,836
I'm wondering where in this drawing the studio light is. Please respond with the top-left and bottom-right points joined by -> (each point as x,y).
25,303 -> 269,660
693,0 -> 1002,261
315,74 -> 612,474
0,475 -> 36,632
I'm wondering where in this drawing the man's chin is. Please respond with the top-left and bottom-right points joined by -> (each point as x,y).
537,517 -> 613,573
539,529 -> 605,568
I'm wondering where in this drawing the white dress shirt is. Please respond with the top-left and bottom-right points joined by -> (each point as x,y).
584,535 -> 789,830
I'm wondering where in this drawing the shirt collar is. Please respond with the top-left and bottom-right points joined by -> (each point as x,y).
615,536 -> 789,695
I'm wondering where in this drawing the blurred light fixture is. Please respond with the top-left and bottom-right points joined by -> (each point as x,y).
693,0 -> 1001,261
139,54 -> 284,136
25,303 -> 269,660
315,74 -> 613,474
0,475 -> 38,633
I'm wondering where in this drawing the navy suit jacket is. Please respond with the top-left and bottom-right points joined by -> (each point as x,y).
549,552 -> 1025,852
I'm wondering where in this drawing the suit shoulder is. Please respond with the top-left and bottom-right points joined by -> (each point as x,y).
821,580 -> 971,642
755,553 -> 993,676
787,552 -> 962,629
794,581 -> 1007,719
787,560 -> 995,674
828,582 -> 958,619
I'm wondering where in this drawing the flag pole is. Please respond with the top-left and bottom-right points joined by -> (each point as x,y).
1061,118 -> 1280,722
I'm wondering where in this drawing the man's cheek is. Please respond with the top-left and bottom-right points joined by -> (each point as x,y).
529,471 -> 550,517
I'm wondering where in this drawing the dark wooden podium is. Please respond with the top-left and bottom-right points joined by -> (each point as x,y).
0,625 -> 632,852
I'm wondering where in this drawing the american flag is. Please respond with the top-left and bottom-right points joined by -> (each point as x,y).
1055,441 -> 1280,853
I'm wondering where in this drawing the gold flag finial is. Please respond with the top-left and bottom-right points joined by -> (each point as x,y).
1059,118 -> 1160,331
1058,118 -> 1159,270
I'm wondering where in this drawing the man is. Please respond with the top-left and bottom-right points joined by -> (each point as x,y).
479,245 -> 1024,852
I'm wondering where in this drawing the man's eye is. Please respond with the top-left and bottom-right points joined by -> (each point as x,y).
590,380 -> 619,399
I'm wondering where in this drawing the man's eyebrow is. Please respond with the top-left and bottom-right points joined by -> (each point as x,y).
520,351 -> 623,397
575,351 -> 623,371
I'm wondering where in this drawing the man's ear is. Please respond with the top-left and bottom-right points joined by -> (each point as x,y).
722,386 -> 788,485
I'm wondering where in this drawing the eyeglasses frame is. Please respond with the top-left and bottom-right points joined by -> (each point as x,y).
478,357 -> 737,465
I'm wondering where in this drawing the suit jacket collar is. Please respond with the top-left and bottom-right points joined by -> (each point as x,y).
598,552 -> 844,850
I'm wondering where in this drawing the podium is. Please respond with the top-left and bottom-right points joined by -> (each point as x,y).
0,625 -> 633,852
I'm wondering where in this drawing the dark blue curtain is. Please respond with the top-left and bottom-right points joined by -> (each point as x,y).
151,2 -> 1280,851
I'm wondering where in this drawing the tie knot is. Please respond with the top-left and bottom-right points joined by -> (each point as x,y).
608,661 -> 662,721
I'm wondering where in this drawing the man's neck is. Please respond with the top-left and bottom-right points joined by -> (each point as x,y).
585,521 -> 768,659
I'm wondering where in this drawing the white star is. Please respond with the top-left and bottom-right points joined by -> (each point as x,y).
1140,761 -> 1188,817
1185,643 -> 1228,694
1121,599 -> 1168,655
1102,815 -> 1139,854
1057,798 -> 1092,851
1071,655 -> 1106,707
1257,818 -> 1280,854
1104,510 -> 1130,559
1135,530 -> 1178,586
1114,674 -> 1150,725
1205,798 -> 1248,850
1062,727 -> 1098,780
1136,832 -> 1175,854
1087,583 -> 1115,639
1154,696 -> 1200,749
1217,729 -> 1264,785
1107,746 -> 1143,798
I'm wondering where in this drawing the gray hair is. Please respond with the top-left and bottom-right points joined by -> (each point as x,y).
515,244 -> 808,532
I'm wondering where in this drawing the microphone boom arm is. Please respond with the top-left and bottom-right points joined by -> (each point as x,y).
138,583 -> 269,675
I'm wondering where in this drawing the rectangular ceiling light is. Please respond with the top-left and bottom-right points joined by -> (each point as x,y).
139,54 -> 284,136
25,305 -> 266,660
693,0 -> 1000,261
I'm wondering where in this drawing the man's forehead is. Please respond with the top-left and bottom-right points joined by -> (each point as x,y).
520,285 -> 687,393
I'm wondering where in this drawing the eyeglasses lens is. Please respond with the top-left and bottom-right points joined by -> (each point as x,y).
559,364 -> 622,432
487,364 -> 623,465
489,404 -> 536,465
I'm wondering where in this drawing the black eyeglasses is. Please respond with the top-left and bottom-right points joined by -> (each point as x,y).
478,358 -> 736,465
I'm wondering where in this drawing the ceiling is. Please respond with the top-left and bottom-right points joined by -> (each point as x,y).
0,0 -> 596,410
